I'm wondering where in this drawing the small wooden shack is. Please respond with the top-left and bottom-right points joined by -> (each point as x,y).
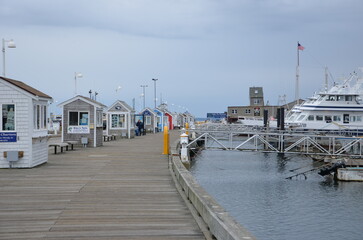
106,100 -> 135,139
164,110 -> 174,130
153,108 -> 165,132
140,107 -> 157,133
0,77 -> 52,168
58,95 -> 106,147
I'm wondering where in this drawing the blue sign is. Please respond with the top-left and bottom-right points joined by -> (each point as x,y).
143,110 -> 152,115
207,113 -> 226,119
0,132 -> 17,142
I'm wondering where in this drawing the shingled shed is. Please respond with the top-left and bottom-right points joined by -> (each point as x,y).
106,100 -> 135,138
0,76 -> 52,168
140,107 -> 157,133
58,95 -> 106,147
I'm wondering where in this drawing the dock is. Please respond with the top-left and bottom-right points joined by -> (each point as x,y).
0,131 -> 205,240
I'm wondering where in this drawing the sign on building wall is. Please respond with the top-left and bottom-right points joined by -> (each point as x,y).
207,113 -> 226,119
0,132 -> 17,142
67,126 -> 90,134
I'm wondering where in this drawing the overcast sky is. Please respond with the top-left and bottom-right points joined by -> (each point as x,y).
1,0 -> 362,117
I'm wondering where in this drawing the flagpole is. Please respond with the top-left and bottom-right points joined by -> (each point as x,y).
295,41 -> 300,103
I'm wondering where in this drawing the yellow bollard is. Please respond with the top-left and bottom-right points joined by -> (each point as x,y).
163,126 -> 169,155
185,122 -> 189,135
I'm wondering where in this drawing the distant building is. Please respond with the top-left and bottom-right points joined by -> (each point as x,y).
249,87 -> 264,107
227,87 -> 300,123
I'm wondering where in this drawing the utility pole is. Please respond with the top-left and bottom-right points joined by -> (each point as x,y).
140,85 -> 148,109
152,78 -> 158,108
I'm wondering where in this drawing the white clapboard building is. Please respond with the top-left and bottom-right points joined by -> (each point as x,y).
0,77 -> 52,168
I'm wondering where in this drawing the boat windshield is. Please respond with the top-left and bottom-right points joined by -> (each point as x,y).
288,115 -> 296,121
327,95 -> 336,101
337,95 -> 345,101
297,114 -> 306,121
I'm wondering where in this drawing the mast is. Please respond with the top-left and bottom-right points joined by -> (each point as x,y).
324,66 -> 329,92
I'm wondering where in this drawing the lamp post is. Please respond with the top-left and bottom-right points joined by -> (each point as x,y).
140,85 -> 148,109
2,38 -> 16,77
152,78 -> 158,108
74,72 -> 83,96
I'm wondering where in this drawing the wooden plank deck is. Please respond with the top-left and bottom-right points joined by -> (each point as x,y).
0,131 -> 205,240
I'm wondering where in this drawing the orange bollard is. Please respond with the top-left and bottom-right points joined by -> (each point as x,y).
163,126 -> 169,155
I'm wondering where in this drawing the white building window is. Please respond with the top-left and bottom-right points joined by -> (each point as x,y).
245,109 -> 251,114
96,111 -> 103,127
69,111 -> 89,126
2,104 -> 15,131
146,116 -> 151,125
231,109 -> 237,114
111,114 -> 126,128
36,105 -> 40,129
43,106 -> 47,129
33,104 -> 47,130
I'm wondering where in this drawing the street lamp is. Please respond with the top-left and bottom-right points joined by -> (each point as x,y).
74,72 -> 83,95
140,85 -> 148,109
2,38 -> 16,77
152,78 -> 158,108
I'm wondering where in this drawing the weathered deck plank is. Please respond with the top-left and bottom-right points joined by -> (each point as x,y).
0,131 -> 205,240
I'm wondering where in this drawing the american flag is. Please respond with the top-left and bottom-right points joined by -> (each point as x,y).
298,43 -> 305,51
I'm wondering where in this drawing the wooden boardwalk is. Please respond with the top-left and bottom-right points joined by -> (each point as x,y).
0,131 -> 205,240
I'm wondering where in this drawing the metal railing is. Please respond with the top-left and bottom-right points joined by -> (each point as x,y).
188,125 -> 363,157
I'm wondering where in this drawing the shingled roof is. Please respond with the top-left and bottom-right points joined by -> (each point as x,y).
0,76 -> 52,99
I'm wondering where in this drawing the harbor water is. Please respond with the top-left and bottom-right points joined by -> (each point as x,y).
191,150 -> 363,240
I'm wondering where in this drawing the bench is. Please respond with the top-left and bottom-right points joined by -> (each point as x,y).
49,143 -> 69,154
103,135 -> 117,142
65,141 -> 78,150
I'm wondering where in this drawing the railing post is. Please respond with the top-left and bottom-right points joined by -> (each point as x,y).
180,132 -> 190,168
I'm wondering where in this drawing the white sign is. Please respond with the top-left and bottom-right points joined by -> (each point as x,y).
68,126 -> 90,134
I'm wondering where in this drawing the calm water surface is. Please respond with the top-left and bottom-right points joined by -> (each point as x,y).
191,150 -> 363,240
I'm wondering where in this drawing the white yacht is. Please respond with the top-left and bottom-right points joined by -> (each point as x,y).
285,70 -> 363,131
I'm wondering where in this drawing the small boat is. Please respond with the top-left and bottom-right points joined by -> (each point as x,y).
337,167 -> 363,181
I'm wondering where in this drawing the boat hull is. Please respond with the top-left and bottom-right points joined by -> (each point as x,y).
337,167 -> 363,181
